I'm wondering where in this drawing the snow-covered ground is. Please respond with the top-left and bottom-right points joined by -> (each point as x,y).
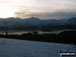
0,38 -> 76,57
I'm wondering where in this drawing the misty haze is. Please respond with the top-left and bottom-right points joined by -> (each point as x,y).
0,0 -> 76,57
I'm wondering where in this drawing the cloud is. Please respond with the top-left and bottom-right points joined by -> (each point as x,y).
13,0 -> 76,19
14,9 -> 76,19
0,0 -> 76,19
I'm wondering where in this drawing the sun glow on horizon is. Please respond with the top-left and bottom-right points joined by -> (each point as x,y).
0,0 -> 76,19
0,5 -> 15,18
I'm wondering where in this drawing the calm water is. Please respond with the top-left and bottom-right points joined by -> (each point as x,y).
0,38 -> 76,57
0,29 -> 73,35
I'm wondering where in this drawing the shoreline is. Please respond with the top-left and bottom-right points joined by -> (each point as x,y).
0,30 -> 76,45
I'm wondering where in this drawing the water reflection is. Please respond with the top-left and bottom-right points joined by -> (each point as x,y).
0,29 -> 74,35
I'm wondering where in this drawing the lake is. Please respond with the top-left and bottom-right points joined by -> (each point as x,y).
0,29 -> 75,35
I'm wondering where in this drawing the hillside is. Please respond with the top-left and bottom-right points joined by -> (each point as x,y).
0,17 -> 76,31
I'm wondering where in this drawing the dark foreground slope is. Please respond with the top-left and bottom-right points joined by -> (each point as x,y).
0,31 -> 76,45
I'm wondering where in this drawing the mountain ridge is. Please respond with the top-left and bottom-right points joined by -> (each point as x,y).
0,17 -> 76,30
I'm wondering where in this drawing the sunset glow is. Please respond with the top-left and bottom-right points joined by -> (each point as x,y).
0,0 -> 76,19
0,5 -> 15,18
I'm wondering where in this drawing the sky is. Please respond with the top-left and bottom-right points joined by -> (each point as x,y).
0,0 -> 76,19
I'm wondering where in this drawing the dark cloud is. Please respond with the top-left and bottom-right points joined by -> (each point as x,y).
45,11 -> 76,18
18,10 -> 76,19
12,0 -> 76,19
